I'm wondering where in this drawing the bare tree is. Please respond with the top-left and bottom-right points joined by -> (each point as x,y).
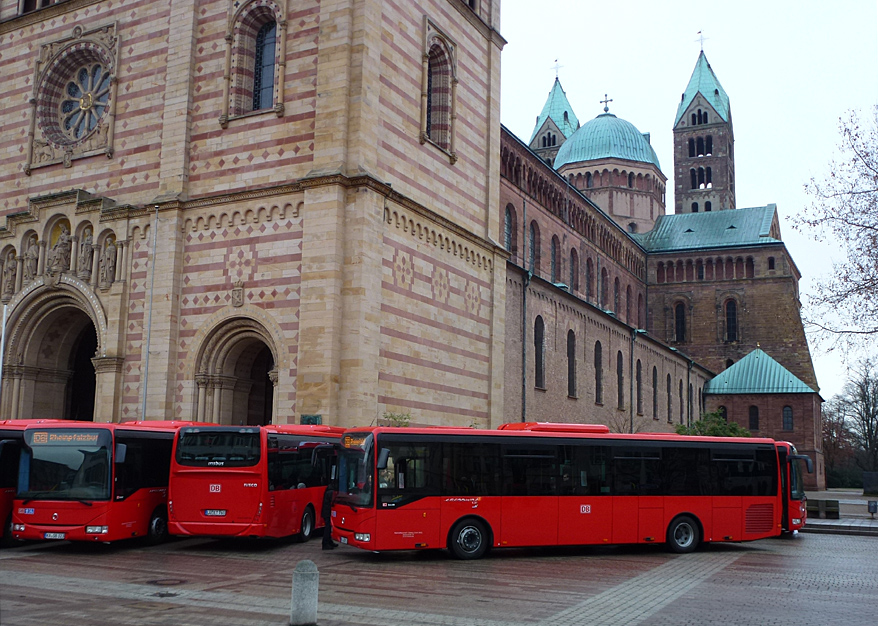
821,396 -> 858,485
797,106 -> 878,345
838,359 -> 878,472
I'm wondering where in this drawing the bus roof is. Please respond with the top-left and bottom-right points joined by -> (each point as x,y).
345,425 -> 777,446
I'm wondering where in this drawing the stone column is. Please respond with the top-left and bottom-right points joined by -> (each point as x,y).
15,257 -> 23,292
70,236 -> 79,274
268,369 -> 279,425
91,247 -> 100,288
195,373 -> 208,422
115,241 -> 124,282
38,240 -> 47,276
91,356 -> 125,422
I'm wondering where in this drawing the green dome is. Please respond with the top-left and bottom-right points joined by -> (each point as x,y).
554,112 -> 661,170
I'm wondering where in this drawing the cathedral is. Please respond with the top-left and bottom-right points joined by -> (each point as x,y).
0,1 -> 823,487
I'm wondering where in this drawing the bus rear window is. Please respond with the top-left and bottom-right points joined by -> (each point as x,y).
176,429 -> 260,467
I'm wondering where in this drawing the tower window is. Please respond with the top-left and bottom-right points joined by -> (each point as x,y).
706,135 -> 713,155
705,201 -> 712,212
252,21 -> 277,111
768,257 -> 775,270
534,316 -> 546,389
749,406 -> 759,430
783,406 -> 794,431
725,300 -> 738,342
674,302 -> 686,343
586,172 -> 593,188
688,138 -> 695,157
691,202 -> 699,213
628,172 -> 634,188
691,113 -> 697,126
697,137 -> 705,156
690,169 -> 697,190
426,42 -> 453,150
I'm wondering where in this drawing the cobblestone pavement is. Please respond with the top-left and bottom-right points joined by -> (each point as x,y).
1,531 -> 876,625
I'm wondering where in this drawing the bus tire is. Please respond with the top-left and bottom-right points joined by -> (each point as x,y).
147,508 -> 169,545
449,518 -> 489,560
1,514 -> 16,549
297,507 -> 315,543
666,515 -> 699,554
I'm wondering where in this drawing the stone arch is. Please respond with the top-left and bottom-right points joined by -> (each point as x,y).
190,311 -> 285,425
1,277 -> 110,420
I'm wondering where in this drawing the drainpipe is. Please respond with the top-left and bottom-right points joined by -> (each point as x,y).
521,199 -> 529,423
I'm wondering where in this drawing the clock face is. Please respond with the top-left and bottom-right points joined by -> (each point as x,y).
59,63 -> 111,142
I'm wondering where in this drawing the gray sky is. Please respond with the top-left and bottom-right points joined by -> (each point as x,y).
499,0 -> 878,400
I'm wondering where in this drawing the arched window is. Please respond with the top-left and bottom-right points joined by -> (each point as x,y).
697,109 -> 703,124
570,249 -> 579,291
252,21 -> 277,111
626,285 -> 632,323
551,235 -> 560,282
725,300 -> 738,342
703,111 -> 708,123
706,167 -> 712,187
567,330 -> 576,397
628,172 -> 634,188
656,263 -> 666,284
674,302 -> 686,343
586,172 -> 593,188
691,202 -> 699,213
679,380 -> 684,423
504,204 -> 517,254
600,268 -> 609,309
652,366 -> 658,419
528,221 -> 539,273
698,167 -> 705,188
666,374 -> 672,422
691,112 -> 697,126
688,138 -> 695,157
426,41 -> 453,150
586,258 -> 594,300
613,277 -> 620,313
706,135 -> 713,155
616,351 -> 625,410
783,406 -> 794,431
226,4 -> 284,121
705,201 -> 712,212
768,257 -> 776,270
594,341 -> 603,404
690,169 -> 697,189
749,406 -> 759,430
636,360 -> 643,415
696,137 -> 705,156
534,316 -> 545,389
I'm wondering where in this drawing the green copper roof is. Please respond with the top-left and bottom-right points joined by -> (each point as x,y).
530,78 -> 580,143
674,51 -> 730,126
553,112 -> 661,169
704,349 -> 816,394
632,205 -> 779,252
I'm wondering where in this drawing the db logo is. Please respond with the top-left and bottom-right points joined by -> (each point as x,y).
209,484 -> 221,493
580,504 -> 591,514
33,432 -> 48,444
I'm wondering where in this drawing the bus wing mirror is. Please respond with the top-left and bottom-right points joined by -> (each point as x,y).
377,448 -> 390,470
114,443 -> 127,464
790,454 -> 813,473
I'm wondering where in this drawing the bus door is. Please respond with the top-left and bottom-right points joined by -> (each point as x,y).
374,442 -> 440,550
557,445 -> 613,546
500,444 -> 558,547
611,446 -> 663,544
1,436 -> 22,545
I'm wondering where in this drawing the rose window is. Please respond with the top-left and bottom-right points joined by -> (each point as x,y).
59,64 -> 111,141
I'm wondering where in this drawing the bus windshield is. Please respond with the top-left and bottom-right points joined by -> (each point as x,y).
175,428 -> 261,467
789,457 -> 806,501
337,433 -> 373,508
19,429 -> 112,501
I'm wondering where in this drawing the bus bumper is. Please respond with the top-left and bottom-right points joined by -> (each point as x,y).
168,521 -> 268,538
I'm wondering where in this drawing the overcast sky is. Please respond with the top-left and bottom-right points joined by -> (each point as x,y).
498,0 -> 878,400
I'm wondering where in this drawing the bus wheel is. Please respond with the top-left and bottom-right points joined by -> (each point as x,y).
1,514 -> 16,549
449,518 -> 489,560
297,507 -> 314,543
667,515 -> 699,554
147,508 -> 169,545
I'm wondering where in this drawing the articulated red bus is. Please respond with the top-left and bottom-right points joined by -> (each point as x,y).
332,423 -> 813,559
11,421 -> 197,543
168,424 -> 345,540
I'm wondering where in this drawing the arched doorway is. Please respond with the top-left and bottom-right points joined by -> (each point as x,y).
2,293 -> 100,421
195,318 -> 278,425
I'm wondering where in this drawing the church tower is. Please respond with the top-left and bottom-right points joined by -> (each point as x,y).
673,52 -> 735,214
528,78 -> 579,166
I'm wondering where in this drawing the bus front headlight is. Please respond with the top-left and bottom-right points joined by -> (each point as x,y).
86,526 -> 109,534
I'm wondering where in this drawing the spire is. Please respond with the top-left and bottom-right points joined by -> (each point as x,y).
529,77 -> 580,143
674,51 -> 730,126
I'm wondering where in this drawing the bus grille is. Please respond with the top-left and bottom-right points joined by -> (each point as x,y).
745,504 -> 774,534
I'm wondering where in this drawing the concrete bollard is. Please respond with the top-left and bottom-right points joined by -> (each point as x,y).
290,560 -> 319,626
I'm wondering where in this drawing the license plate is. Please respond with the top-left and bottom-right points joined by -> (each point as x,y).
44,532 -> 66,540
204,509 -> 227,517
340,536 -> 348,544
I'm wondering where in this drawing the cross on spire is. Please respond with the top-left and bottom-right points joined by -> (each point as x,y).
600,94 -> 613,113
696,30 -> 708,51
551,59 -> 563,79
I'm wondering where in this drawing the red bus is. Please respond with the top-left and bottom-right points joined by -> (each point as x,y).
168,424 -> 344,540
332,423 -> 813,559
2,420 -> 71,547
11,421 -> 197,544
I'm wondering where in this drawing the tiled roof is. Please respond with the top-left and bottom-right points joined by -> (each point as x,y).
674,51 -> 730,126
632,205 -> 779,252
530,78 -> 580,143
705,349 -> 816,395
